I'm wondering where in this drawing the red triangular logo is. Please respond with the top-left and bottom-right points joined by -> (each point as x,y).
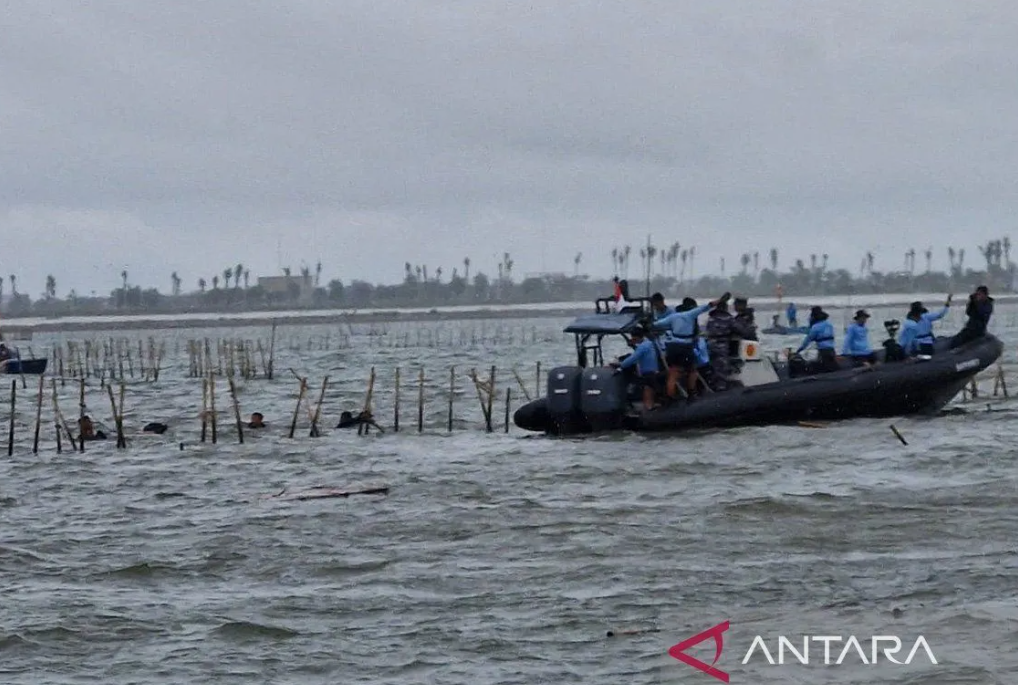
668,621 -> 730,683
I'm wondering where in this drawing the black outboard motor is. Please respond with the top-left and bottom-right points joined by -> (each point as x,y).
546,366 -> 587,434
579,367 -> 628,431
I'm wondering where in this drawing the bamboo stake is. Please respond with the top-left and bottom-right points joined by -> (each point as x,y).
484,365 -> 496,433
116,382 -> 126,448
504,387 -> 511,433
105,384 -> 121,448
288,377 -> 307,438
311,376 -> 330,438
78,378 -> 86,452
417,367 -> 425,433
359,369 -> 375,436
511,367 -> 532,401
267,321 -> 277,380
393,367 -> 401,433
32,375 -> 44,454
208,375 -> 217,444
51,378 -> 62,454
469,369 -> 490,429
200,377 -> 208,442
535,361 -> 541,398
448,366 -> 455,432
7,380 -> 15,456
228,377 -> 244,444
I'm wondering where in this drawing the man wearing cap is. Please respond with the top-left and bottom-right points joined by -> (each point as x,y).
794,306 -> 838,372
610,325 -> 660,410
950,286 -> 994,348
842,309 -> 877,366
900,295 -> 952,357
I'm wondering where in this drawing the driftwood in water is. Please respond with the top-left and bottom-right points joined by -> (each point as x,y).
269,486 -> 390,501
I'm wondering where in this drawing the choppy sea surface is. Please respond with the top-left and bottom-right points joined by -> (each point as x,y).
1,303 -> 1016,684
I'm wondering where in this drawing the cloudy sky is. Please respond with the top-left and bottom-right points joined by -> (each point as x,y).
2,1 -> 1018,296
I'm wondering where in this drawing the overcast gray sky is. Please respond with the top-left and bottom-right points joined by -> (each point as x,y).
2,1 -> 1017,296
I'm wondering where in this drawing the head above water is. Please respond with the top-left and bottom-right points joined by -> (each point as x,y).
249,412 -> 265,427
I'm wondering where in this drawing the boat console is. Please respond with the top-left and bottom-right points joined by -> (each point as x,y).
729,339 -> 780,387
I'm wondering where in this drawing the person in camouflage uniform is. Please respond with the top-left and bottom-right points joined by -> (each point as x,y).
705,302 -> 736,390
730,297 -> 758,381
732,297 -> 758,341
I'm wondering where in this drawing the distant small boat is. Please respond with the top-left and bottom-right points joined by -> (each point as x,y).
1,357 -> 48,375
762,324 -> 809,335
0,344 -> 48,375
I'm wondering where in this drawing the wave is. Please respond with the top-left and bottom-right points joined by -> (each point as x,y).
211,620 -> 300,640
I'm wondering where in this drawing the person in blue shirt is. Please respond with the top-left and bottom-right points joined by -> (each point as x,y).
650,292 -> 673,320
842,309 -> 877,366
794,306 -> 838,373
610,325 -> 660,409
900,295 -> 952,357
652,292 -> 729,399
786,302 -> 798,327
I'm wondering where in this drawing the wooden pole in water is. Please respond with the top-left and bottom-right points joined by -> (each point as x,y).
448,366 -> 455,432
208,375 -> 217,444
417,366 -> 424,433
267,320 -> 277,380
116,382 -> 127,448
78,378 -> 86,452
7,380 -> 16,456
393,367 -> 401,433
288,377 -> 307,438
504,387 -> 511,433
200,377 -> 208,443
51,378 -> 62,453
511,367 -> 531,401
105,384 -> 120,448
535,361 -> 541,398
228,377 -> 244,444
311,376 -> 330,437
32,375 -> 44,454
484,366 -> 496,433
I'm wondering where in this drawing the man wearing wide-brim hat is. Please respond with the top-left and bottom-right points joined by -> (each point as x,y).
841,309 -> 878,366
900,295 -> 952,357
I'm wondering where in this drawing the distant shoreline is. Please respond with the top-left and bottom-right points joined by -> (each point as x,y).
1,291 -> 1011,336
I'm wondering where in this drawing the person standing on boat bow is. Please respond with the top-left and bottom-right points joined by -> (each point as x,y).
949,286 -> 993,349
652,292 -> 729,399
842,309 -> 878,366
793,306 -> 838,372
899,295 -> 951,357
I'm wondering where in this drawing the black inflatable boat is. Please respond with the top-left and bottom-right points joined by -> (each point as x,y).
514,299 -> 1004,435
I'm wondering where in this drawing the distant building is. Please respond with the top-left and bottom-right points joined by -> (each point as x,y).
258,274 -> 313,301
